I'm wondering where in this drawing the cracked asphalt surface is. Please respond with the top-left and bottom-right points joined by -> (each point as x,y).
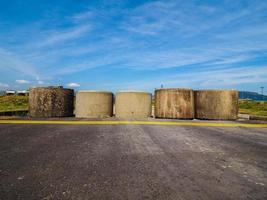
0,124 -> 266,200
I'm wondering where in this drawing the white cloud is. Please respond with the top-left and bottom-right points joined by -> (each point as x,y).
0,0 -> 266,92
168,66 -> 267,87
16,80 -> 30,84
37,0 -> 267,76
0,82 -> 9,88
0,48 -> 39,78
122,0 -> 267,37
38,25 -> 91,47
66,82 -> 80,87
72,11 -> 94,23
102,65 -> 267,91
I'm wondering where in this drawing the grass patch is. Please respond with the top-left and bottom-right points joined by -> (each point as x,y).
0,95 -> 29,112
238,100 -> 267,116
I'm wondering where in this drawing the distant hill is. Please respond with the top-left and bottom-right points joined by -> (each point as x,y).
239,91 -> 267,101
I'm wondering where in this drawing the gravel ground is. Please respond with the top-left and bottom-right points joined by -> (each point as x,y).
0,124 -> 266,200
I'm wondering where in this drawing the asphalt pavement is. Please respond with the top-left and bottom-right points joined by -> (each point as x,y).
0,123 -> 266,199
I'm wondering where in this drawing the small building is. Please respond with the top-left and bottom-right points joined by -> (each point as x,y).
5,90 -> 16,95
17,90 -> 29,96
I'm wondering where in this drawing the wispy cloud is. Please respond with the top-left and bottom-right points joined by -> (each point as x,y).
103,65 -> 267,91
0,48 -> 39,78
37,24 -> 91,47
37,80 -> 44,84
16,80 -> 30,84
0,0 -> 266,91
168,66 -> 267,87
42,0 -> 267,73
71,11 -> 94,23
66,82 -> 80,87
121,0 -> 267,37
0,82 -> 9,88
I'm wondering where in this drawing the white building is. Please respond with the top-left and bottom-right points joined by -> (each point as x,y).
5,90 -> 16,95
17,90 -> 29,96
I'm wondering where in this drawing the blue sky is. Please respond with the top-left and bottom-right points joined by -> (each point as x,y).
0,0 -> 267,93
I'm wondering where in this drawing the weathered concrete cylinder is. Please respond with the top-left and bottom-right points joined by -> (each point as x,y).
155,88 -> 194,119
115,92 -> 152,118
194,90 -> 238,120
75,91 -> 113,118
29,86 -> 74,117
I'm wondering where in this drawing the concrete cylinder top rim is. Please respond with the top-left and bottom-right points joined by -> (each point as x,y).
30,86 -> 73,91
155,88 -> 193,91
116,91 -> 152,94
78,90 -> 113,94
30,86 -> 64,89
194,89 -> 238,92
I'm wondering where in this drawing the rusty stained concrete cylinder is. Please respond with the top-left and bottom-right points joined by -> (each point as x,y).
75,91 -> 113,118
194,90 -> 238,120
29,86 -> 74,117
154,88 -> 194,119
115,91 -> 152,118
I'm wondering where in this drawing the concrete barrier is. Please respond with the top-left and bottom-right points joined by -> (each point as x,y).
29,86 -> 74,117
75,91 -> 113,118
115,91 -> 152,118
155,88 -> 194,119
194,90 -> 238,120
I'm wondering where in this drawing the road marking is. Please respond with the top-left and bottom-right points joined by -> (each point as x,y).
0,120 -> 267,128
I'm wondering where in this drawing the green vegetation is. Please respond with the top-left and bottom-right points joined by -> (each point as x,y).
238,100 -> 267,116
0,95 -> 29,112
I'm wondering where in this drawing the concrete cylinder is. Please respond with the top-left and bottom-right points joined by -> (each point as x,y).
194,90 -> 238,120
115,91 -> 152,118
29,86 -> 74,117
154,88 -> 194,119
75,91 -> 113,118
